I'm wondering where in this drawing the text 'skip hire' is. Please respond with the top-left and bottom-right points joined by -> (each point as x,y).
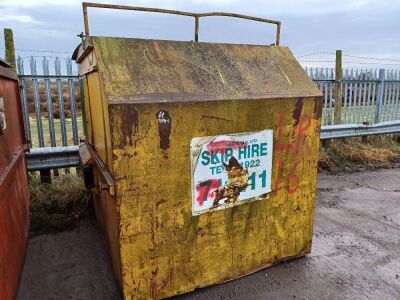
191,129 -> 274,215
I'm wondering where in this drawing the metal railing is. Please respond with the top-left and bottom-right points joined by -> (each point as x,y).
16,56 -> 82,171
306,68 -> 400,126
81,2 -> 281,45
17,56 -> 400,171
17,56 -> 80,148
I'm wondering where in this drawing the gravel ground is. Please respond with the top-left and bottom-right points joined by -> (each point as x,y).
16,168 -> 400,300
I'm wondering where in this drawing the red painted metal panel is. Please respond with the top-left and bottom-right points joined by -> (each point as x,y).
0,73 -> 26,173
0,152 -> 29,299
0,67 -> 29,300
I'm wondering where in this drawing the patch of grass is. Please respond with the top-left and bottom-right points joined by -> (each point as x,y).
29,173 -> 91,237
29,117 -> 84,148
319,135 -> 400,172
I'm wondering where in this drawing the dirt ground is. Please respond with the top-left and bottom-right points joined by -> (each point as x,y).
16,168 -> 400,300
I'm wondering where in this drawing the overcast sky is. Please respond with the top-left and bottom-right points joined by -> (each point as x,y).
1,0 -> 399,69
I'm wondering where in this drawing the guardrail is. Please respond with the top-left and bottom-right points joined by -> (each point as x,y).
26,146 -> 80,171
320,120 -> 400,139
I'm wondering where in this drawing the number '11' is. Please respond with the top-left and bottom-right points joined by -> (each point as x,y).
248,170 -> 267,190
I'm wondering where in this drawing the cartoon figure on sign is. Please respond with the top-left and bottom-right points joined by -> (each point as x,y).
213,156 -> 249,207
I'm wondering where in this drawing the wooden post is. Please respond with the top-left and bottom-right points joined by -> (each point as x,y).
334,50 -> 342,125
40,169 -> 52,184
362,121 -> 369,143
4,28 -> 16,71
194,16 -> 199,42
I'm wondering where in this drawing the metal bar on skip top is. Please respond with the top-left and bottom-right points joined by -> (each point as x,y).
81,2 -> 281,45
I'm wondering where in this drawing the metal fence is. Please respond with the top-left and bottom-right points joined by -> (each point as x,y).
16,56 -> 81,171
306,68 -> 400,126
17,56 -> 80,148
16,56 -> 400,171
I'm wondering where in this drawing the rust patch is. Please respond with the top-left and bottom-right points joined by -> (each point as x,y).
155,198 -> 167,208
200,114 -> 233,122
150,267 -> 173,299
293,97 -> 304,126
156,110 -> 171,151
213,156 -> 249,206
113,106 -> 139,148
314,96 -> 323,119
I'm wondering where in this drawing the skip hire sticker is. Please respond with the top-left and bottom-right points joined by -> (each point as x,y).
190,129 -> 273,215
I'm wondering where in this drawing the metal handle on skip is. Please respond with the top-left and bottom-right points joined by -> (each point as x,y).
82,2 -> 281,45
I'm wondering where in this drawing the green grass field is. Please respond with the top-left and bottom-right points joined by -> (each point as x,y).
29,117 -> 84,148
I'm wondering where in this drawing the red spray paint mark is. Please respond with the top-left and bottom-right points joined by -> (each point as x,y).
196,179 -> 221,206
294,114 -> 313,155
287,161 -> 301,194
207,140 -> 247,154
274,112 -> 314,194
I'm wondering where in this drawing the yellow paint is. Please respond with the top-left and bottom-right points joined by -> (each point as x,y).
77,36 -> 322,299
110,98 -> 320,299
83,71 -> 121,286
81,78 -> 92,143
85,72 -> 109,165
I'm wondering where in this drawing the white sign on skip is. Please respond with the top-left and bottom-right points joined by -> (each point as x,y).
190,129 -> 273,216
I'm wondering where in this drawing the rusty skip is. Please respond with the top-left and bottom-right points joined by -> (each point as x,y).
82,2 -> 281,45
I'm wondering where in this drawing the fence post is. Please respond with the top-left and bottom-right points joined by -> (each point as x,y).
334,50 -> 342,124
4,28 -> 16,71
375,69 -> 385,124
17,57 -> 32,145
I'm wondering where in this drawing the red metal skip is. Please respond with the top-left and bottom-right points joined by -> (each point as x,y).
0,60 -> 29,300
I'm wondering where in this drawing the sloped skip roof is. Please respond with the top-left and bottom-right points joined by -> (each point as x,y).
91,36 -> 321,103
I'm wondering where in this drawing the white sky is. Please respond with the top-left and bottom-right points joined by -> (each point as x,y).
0,0 -> 399,69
